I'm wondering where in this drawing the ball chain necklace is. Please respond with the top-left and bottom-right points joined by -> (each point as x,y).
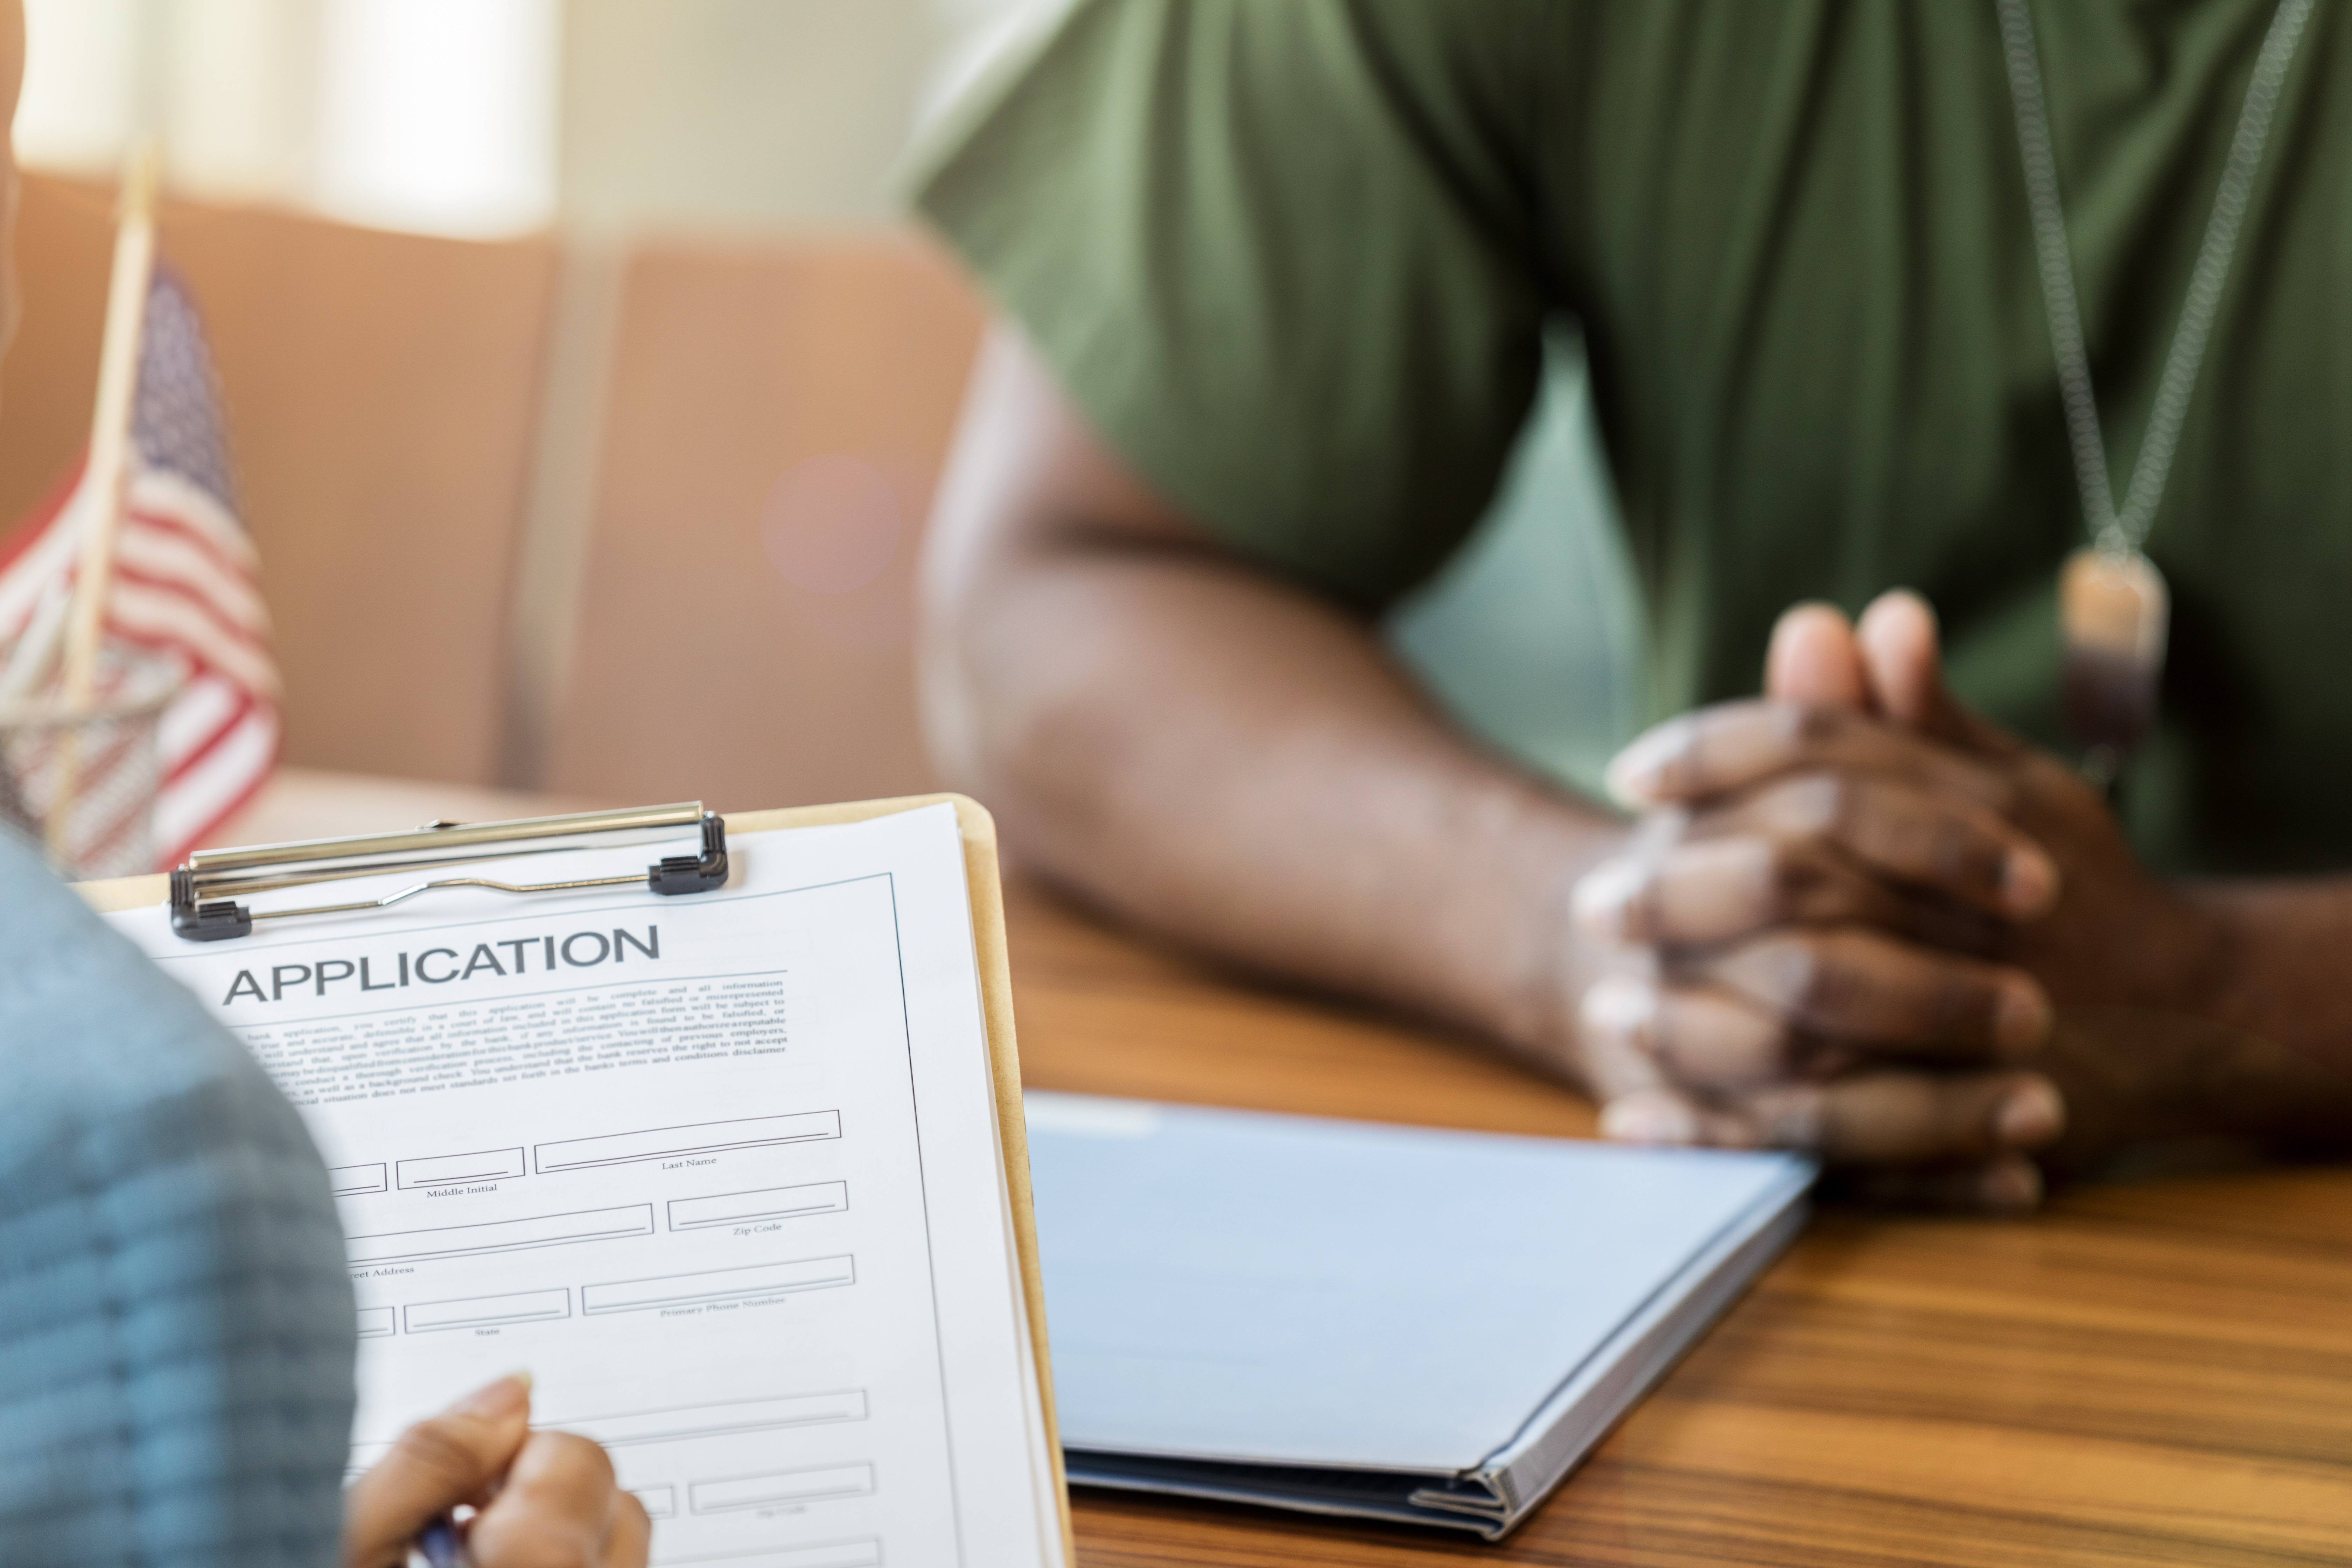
1993,0 -> 2314,781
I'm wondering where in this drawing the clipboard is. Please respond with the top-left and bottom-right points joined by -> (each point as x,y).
79,791 -> 1076,1564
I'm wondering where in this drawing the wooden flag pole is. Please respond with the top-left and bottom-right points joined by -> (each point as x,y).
45,140 -> 161,861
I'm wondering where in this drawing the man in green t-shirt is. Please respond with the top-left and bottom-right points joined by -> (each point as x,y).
911,0 -> 2352,1207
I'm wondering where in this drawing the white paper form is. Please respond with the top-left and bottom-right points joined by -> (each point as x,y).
112,803 -> 1061,1568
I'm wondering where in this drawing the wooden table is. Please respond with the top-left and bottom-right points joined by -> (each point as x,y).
1007,882 -> 2352,1567
217,775 -> 2352,1565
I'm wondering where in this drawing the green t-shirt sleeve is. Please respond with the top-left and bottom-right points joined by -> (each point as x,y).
913,0 -> 1563,612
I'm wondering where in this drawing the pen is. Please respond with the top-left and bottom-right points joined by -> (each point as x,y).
410,1369 -> 529,1567
413,1514 -> 471,1568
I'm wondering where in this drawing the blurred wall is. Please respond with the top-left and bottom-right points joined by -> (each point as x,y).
7,1 -> 1016,807
14,0 -> 1006,236
560,1 -> 943,236
496,0 -> 974,799
17,0 -> 558,237
540,235 -> 981,811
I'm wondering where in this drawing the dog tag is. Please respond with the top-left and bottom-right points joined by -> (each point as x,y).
2060,545 -> 2168,768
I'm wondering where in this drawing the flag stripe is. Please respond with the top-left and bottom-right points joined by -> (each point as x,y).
126,468 -> 256,569
107,568 -> 276,685
115,516 -> 271,635
156,671 -> 245,775
108,581 -> 281,700
0,271 -> 279,872
153,703 -> 277,866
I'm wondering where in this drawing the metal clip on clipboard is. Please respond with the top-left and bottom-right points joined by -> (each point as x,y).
168,801 -> 730,942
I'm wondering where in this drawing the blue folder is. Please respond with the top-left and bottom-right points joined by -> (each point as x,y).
1025,1093 -> 1814,1538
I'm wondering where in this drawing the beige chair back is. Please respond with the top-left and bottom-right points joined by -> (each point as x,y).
0,174 -> 557,787
544,233 -> 982,811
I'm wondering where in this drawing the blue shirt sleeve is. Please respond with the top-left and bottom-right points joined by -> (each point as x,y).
0,831 -> 355,1568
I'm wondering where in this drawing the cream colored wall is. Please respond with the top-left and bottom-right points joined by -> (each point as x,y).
14,0 -> 1019,238
18,0 -> 556,236
559,0 -> 944,238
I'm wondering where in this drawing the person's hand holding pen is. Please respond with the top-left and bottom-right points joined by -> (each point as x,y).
342,1373 -> 651,1568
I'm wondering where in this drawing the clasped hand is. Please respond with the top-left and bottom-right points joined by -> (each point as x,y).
1564,590 -> 2226,1210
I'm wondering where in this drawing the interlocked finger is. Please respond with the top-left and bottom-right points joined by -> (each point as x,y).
1573,835 -> 1917,948
1596,1085 -> 1759,1149
1693,929 -> 2051,1057
1609,700 -> 2012,812
1581,975 -> 1851,1088
1736,1069 -> 2066,1165
1708,772 -> 2056,919
1830,1154 -> 2047,1213
1596,1067 -> 2067,1170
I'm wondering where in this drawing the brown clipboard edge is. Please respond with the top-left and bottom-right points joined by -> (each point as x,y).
75,790 -> 1077,1566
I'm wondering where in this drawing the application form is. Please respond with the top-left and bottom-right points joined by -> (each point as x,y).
112,803 -> 1062,1568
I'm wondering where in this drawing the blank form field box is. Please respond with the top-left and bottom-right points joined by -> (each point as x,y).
690,1463 -> 876,1514
581,1255 -> 855,1316
630,1484 -> 676,1519
552,1391 -> 867,1449
680,1543 -> 878,1568
331,1163 -> 387,1196
534,1112 -> 841,1174
347,1204 -> 655,1266
668,1181 -> 848,1232
397,1147 -> 526,1189
355,1306 -> 396,1339
404,1289 -> 572,1333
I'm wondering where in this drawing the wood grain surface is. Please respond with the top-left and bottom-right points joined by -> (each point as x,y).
1003,881 -> 2352,1567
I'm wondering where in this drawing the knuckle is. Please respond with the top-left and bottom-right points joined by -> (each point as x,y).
1789,937 -> 1862,1025
1928,973 -> 1979,1036
1632,864 -> 1668,944
1965,762 -> 2025,818
1734,1013 -> 1803,1080
1930,817 -> 2002,892
1764,839 -> 1835,913
1646,718 -> 1703,794
1937,1082 -> 2006,1155
1739,1083 -> 1827,1149
1788,703 -> 1845,746
1580,975 -> 1657,1049
1777,771 -> 1846,835
1809,771 -> 1855,834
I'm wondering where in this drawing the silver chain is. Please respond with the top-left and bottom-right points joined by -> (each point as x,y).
1994,0 -> 2313,557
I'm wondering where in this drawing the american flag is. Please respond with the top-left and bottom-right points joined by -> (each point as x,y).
0,268 -> 280,870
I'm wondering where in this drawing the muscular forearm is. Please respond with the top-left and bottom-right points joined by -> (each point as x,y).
937,529 -> 1619,1058
920,331 -> 1623,1063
